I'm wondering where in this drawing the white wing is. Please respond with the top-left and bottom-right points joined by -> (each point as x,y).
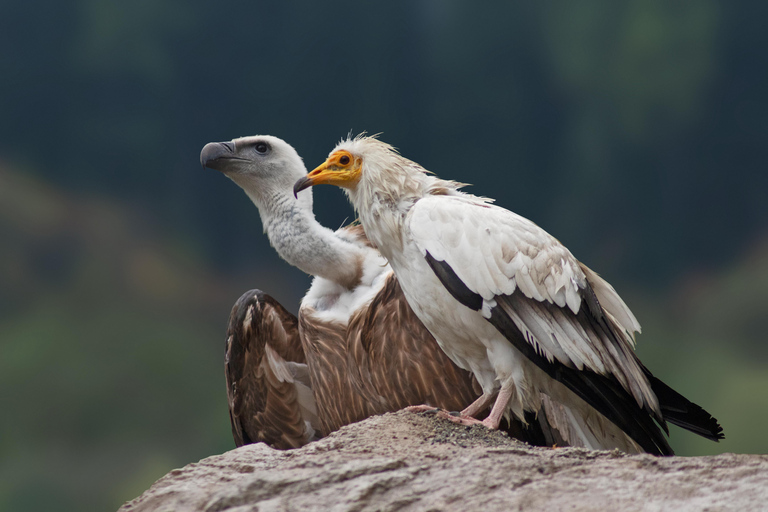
406,194 -> 656,412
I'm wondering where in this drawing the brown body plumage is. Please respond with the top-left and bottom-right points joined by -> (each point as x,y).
347,272 -> 479,414
296,306 -> 376,433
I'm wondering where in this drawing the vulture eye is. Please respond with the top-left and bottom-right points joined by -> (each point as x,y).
339,154 -> 351,165
254,142 -> 270,154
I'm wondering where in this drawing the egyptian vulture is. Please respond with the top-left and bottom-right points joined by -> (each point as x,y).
294,135 -> 724,455
200,135 -> 511,448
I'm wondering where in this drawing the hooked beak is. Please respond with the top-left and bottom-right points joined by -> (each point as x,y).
293,176 -> 312,198
293,153 -> 360,198
200,141 -> 237,171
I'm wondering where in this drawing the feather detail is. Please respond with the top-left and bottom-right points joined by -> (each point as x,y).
225,289 -> 318,449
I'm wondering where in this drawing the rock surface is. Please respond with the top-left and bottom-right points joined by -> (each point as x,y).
120,410 -> 768,512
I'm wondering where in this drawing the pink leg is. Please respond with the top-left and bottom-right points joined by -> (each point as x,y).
434,410 -> 485,427
405,391 -> 495,418
460,392 -> 497,418
405,389 -> 512,430
479,386 -> 514,429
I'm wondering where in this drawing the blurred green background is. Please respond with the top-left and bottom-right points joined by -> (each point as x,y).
1,1 -> 767,510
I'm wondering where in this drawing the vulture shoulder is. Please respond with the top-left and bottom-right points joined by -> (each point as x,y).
225,289 -> 319,449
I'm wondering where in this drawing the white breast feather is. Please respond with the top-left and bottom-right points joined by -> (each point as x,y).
302,238 -> 390,324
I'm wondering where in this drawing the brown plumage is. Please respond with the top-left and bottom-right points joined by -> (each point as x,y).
225,290 -> 318,449
224,275 -> 479,442
347,272 -> 479,413
225,224 -> 480,439
297,306 -> 378,433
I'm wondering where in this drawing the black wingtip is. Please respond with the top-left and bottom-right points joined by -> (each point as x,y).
647,372 -> 725,442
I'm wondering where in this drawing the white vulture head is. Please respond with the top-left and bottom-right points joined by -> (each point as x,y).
203,135 -> 313,216
293,135 -> 385,194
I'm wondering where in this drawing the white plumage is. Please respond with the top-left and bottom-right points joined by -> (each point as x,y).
295,135 -> 723,455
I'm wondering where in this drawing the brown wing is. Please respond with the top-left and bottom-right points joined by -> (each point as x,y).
225,289 -> 318,449
297,308 -> 381,434
347,273 -> 478,412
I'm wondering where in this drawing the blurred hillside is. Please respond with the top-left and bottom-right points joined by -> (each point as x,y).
1,1 -> 767,512
630,235 -> 768,456
0,163 -> 308,511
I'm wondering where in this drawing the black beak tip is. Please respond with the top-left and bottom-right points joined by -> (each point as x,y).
293,176 -> 311,198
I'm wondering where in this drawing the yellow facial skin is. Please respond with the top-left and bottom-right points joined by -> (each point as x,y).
293,150 -> 361,196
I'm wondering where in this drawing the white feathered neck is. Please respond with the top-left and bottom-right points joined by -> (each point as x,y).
224,136 -> 367,289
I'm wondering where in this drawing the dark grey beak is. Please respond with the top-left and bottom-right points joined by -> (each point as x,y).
200,141 -> 237,170
293,176 -> 312,198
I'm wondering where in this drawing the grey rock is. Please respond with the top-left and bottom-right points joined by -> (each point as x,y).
120,410 -> 768,512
